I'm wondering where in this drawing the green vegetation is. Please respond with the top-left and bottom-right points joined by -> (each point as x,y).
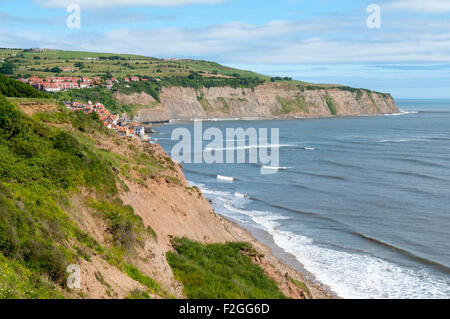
0,94 -> 105,297
166,237 -> 286,299
197,92 -> 211,111
1,48 -> 386,118
117,80 -> 160,102
87,199 -> 146,249
270,76 -> 292,82
126,288 -> 150,299
0,74 -> 49,98
160,74 -> 265,90
217,97 -> 230,113
1,48 -> 267,88
0,62 -> 14,75
0,79 -> 170,298
273,95 -> 309,115
325,95 -> 337,115
122,263 -> 165,296
355,90 -> 363,101
368,93 -> 379,110
52,87 -> 131,115
289,277 -> 310,297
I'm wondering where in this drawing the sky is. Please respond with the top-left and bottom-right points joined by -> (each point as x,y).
1,0 -> 450,99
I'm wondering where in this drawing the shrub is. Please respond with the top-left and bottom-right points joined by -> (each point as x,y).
88,199 -> 144,249
166,237 -> 286,299
0,74 -> 49,98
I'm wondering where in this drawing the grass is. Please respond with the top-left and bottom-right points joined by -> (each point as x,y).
217,97 -> 230,113
290,277 -> 310,297
2,48 -> 267,88
0,93 -> 122,296
325,95 -> 337,115
367,92 -> 381,112
87,198 -> 147,249
0,89 -> 170,299
122,263 -> 166,297
273,95 -> 309,115
166,237 -> 286,299
126,288 -> 151,299
197,92 -> 211,111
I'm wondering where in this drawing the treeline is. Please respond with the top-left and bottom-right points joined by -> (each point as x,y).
0,74 -> 49,98
270,76 -> 292,82
160,74 -> 265,89
117,80 -> 161,102
98,56 -> 127,61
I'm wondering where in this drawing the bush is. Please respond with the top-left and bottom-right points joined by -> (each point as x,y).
166,237 -> 286,299
88,199 -> 144,249
0,62 -> 14,75
0,94 -> 27,139
0,74 -> 49,98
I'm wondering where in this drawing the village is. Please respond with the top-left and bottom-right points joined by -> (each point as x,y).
19,75 -> 142,92
65,100 -> 152,140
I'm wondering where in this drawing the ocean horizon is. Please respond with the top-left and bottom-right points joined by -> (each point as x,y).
155,99 -> 450,299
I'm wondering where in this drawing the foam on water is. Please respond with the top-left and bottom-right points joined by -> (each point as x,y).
384,111 -> 419,116
273,229 -> 450,299
217,175 -> 235,182
192,181 -> 450,299
205,144 -> 292,151
224,203 -> 450,299
228,204 -> 450,298
261,165 -> 290,170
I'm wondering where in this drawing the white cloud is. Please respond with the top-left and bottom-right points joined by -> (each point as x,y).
3,17 -> 450,65
33,0 -> 225,8
386,0 -> 450,13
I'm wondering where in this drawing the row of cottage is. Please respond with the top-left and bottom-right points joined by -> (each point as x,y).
65,101 -> 148,139
19,75 -> 142,92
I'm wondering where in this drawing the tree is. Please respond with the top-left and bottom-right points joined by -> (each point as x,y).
44,67 -> 62,73
74,62 -> 85,69
0,62 -> 14,75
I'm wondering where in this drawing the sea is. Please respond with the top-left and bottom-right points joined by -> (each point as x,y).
153,99 -> 450,299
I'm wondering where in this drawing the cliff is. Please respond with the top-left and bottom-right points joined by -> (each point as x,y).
0,96 -> 323,299
127,83 -> 399,122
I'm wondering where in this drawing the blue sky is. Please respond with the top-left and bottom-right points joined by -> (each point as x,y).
1,0 -> 450,98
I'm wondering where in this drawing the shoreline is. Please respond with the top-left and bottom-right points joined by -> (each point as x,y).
215,213 -> 338,299
152,112 -> 400,125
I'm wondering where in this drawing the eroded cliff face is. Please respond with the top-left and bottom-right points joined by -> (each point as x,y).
129,83 -> 399,122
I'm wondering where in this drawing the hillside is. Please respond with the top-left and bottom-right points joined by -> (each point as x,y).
0,73 -> 49,99
0,48 -> 399,119
0,79 -> 319,299
0,48 -> 267,82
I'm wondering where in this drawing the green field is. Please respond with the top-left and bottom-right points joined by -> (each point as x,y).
0,48 -> 269,81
